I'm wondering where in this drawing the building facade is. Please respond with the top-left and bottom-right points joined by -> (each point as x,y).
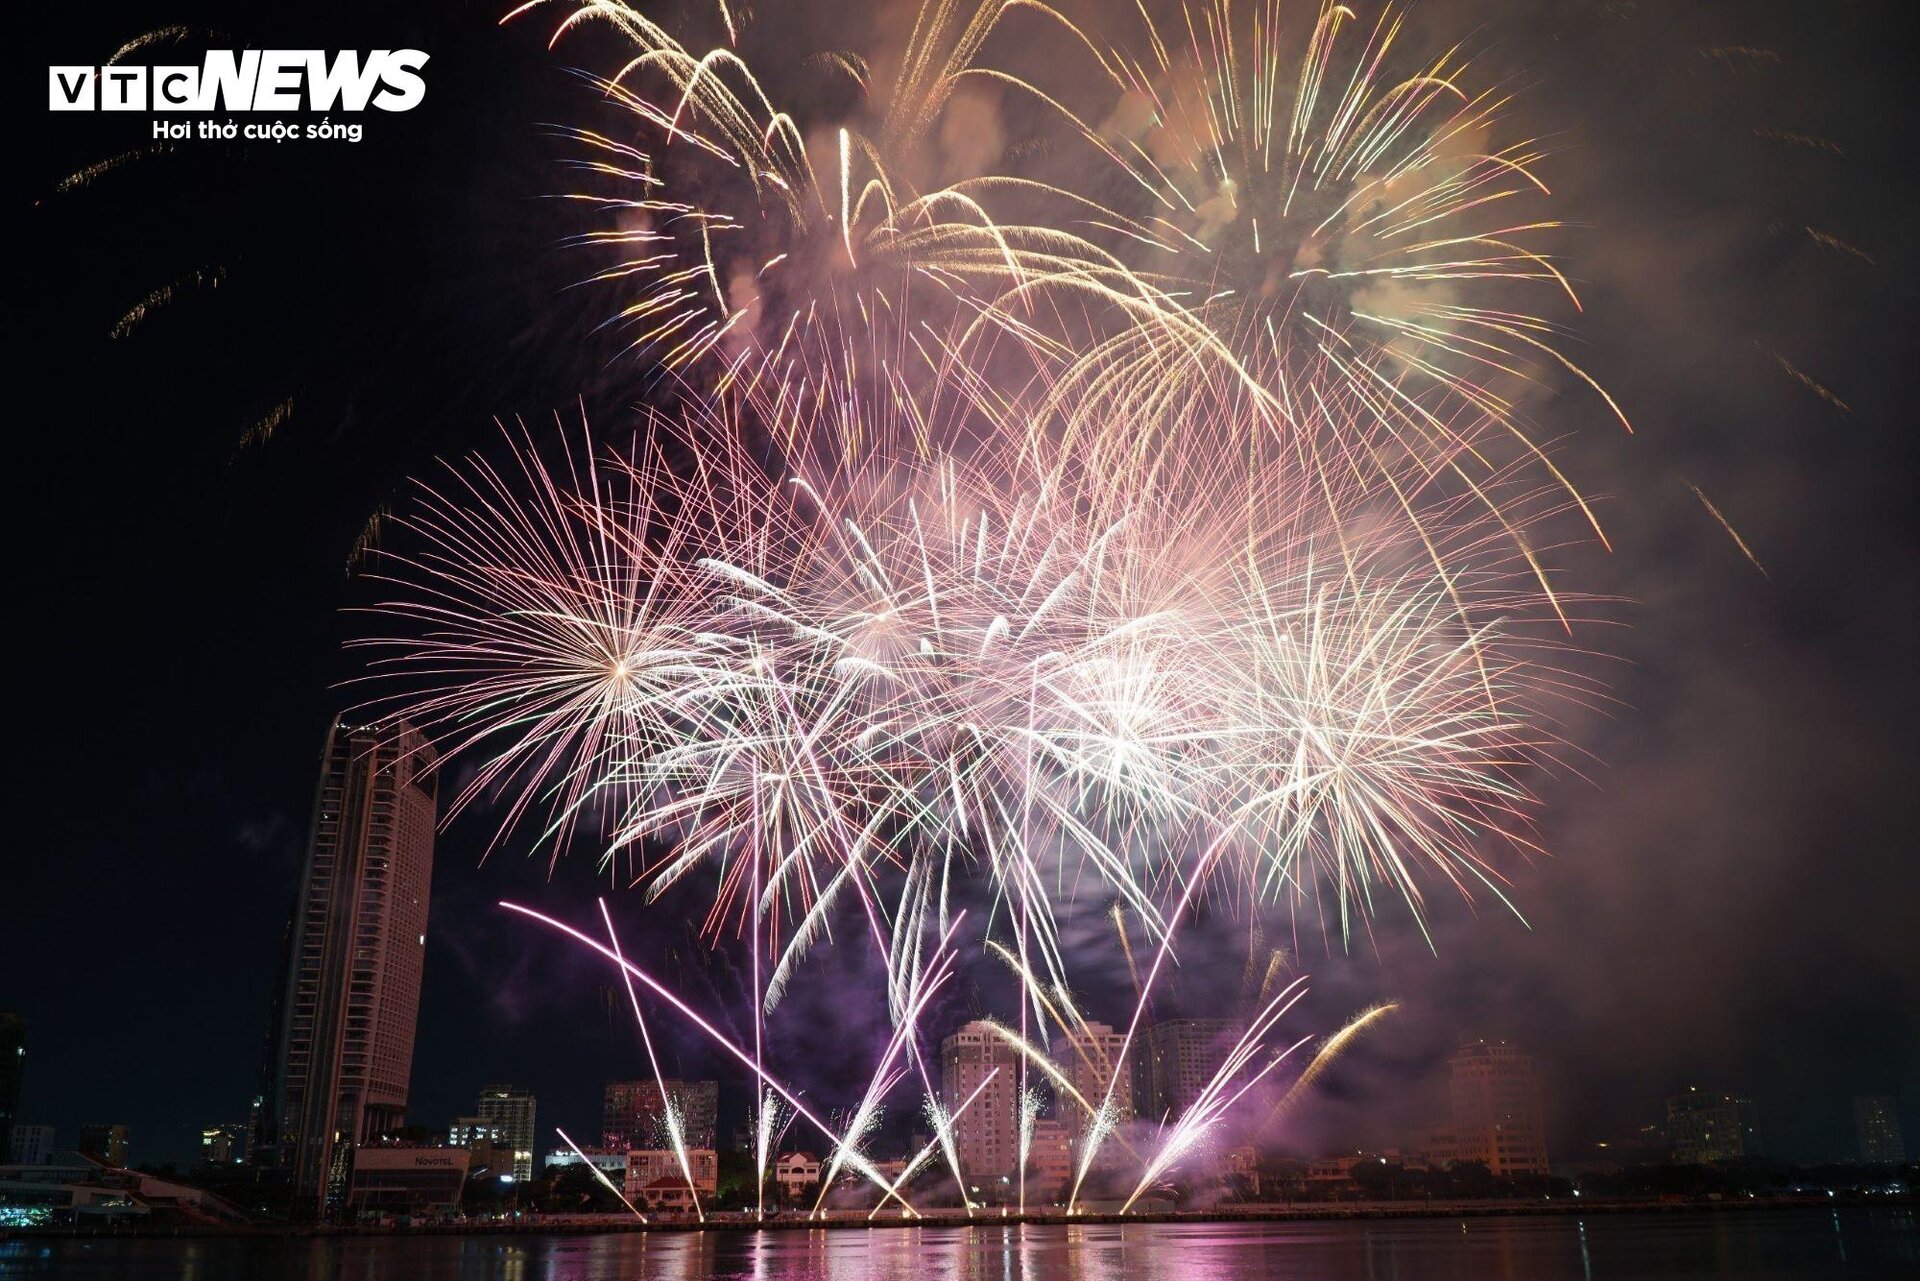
941,1021 -> 1021,1193
270,720 -> 438,1213
77,1125 -> 129,1168
624,1148 -> 717,1210
544,1148 -> 628,1177
200,1122 -> 246,1166
1025,1117 -> 1074,1201
447,1116 -> 500,1149
8,1124 -> 55,1167
449,1116 -> 512,1182
477,1084 -> 537,1182
1052,1021 -> 1133,1138
1665,1087 -> 1760,1165
774,1151 -> 821,1199
1138,1019 -> 1233,1122
603,1080 -> 716,1152
337,1146 -> 467,1219
1853,1095 -> 1906,1165
1407,1123 -> 1475,1171
1446,1040 -> 1551,1176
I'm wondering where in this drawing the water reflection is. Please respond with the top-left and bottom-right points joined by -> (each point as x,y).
1,1211 -> 1914,1280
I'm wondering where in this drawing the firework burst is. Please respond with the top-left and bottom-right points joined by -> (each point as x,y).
508,0 -> 1134,463
1035,0 -> 1629,463
342,0 -> 1633,1218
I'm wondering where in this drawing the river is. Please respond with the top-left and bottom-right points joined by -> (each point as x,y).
3,1209 -> 1915,1279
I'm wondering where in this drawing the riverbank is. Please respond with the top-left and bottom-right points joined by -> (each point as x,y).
7,1193 -> 1912,1239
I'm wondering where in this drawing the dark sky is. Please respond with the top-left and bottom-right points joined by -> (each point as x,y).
16,1 -> 1917,1169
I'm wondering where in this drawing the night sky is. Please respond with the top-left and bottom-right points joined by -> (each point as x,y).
17,1 -> 1917,1169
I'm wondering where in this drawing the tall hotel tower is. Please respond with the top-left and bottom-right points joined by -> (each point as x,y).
269,721 -> 437,1211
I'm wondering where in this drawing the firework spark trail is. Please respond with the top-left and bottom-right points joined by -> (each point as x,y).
921,1094 -> 972,1213
1120,980 -> 1316,1214
109,265 -> 225,339
1255,1000 -> 1399,1139
505,901 -> 928,1212
1686,482 -> 1768,578
751,1088 -> 788,1218
979,1016 -> 1147,1175
1068,821 -> 1239,1210
806,903 -> 968,1219
555,1125 -> 647,1220
867,1067 -> 1000,1220
598,900 -> 703,1220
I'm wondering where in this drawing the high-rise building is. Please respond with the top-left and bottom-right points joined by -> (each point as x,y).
0,1011 -> 23,1160
941,1020 -> 1021,1192
1138,1019 -> 1233,1121
201,1122 -> 247,1166
270,720 -> 438,1213
1446,1040 -> 1550,1176
477,1083 -> 537,1182
1665,1087 -> 1760,1165
8,1123 -> 55,1166
1052,1021 -> 1133,1141
603,1080 -> 717,1152
1853,1095 -> 1907,1165
78,1123 -> 130,1167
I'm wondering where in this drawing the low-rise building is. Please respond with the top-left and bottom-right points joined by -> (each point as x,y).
7,1125 -> 55,1167
338,1146 -> 468,1219
1222,1144 -> 1261,1196
464,1138 -> 518,1183
624,1148 -> 717,1209
544,1148 -> 628,1177
775,1151 -> 821,1199
1408,1124 -> 1473,1170
1308,1152 -> 1364,1189
0,1153 -> 249,1227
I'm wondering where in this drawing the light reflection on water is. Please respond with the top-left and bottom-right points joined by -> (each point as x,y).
2,1211 -> 1914,1280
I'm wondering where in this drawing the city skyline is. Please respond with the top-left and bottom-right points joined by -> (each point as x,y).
5,973 -> 1916,1176
7,962 -> 1913,1227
